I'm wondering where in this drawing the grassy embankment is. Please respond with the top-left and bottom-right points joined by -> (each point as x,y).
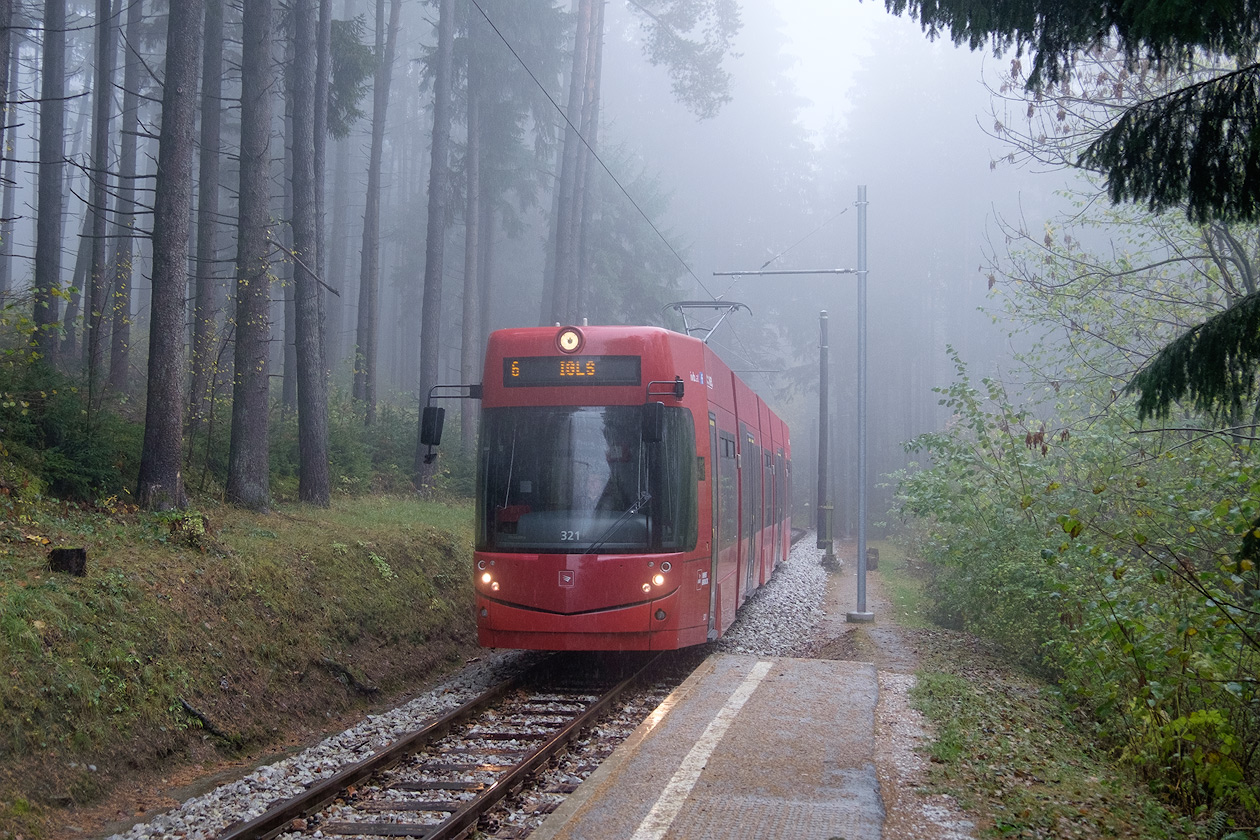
873,540 -> 1205,839
0,495 -> 480,840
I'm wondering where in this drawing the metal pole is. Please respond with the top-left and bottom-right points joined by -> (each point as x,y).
817,311 -> 836,566
848,185 -> 874,622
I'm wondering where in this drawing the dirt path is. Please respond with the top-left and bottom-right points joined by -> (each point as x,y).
804,539 -> 976,840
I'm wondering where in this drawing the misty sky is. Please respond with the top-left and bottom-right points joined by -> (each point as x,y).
773,0 -> 905,137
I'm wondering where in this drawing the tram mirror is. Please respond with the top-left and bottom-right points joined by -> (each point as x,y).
420,406 -> 446,446
642,401 -> 665,443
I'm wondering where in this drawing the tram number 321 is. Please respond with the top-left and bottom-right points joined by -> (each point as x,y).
560,530 -> 581,541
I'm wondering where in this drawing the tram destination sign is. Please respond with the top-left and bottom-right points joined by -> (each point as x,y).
504,355 -> 642,387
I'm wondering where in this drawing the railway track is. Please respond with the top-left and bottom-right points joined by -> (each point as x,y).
217,652 -> 673,840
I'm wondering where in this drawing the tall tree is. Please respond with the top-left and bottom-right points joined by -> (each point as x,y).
0,0 -> 14,303
85,0 -> 117,401
0,33 -> 16,304
226,0 -> 276,512
58,68 -> 92,364
568,0 -> 604,321
108,0 -> 145,395
137,0 -> 204,510
352,0 -> 401,424
414,0 -> 455,485
445,0 -> 566,334
281,16 -> 298,413
458,10 -> 484,453
280,13 -> 297,413
189,0 -> 226,429
325,5 -> 374,372
546,0 -> 596,327
543,0 -> 741,323
291,0 -> 330,504
32,0 -> 66,363
315,0 -> 331,344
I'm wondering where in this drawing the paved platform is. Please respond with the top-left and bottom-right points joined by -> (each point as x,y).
533,653 -> 883,840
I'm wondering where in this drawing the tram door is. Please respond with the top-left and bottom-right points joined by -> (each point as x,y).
708,414 -> 719,640
765,451 -> 776,575
777,451 -> 788,561
742,426 -> 760,599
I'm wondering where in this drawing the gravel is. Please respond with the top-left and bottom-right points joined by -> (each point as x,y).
102,652 -> 538,840
714,533 -> 828,657
104,539 -> 829,840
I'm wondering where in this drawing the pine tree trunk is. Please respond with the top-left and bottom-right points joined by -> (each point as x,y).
459,22 -> 483,454
478,191 -> 494,351
189,0 -> 225,429
329,132 -> 352,370
415,0 -> 455,487
0,0 -> 11,297
550,0 -> 594,326
570,0 -> 603,321
63,211 -> 91,362
353,0 -> 400,423
85,0 -> 116,402
315,0 -> 331,358
137,0 -> 203,510
281,32 -> 298,413
108,0 -> 144,396
60,92 -> 91,365
226,0 -> 275,512
0,28 -> 16,303
291,0 -> 330,505
33,0 -> 66,363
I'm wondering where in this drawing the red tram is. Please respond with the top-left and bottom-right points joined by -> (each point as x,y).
430,324 -> 791,651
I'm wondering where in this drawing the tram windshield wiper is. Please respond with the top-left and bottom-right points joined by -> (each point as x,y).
580,491 -> 651,555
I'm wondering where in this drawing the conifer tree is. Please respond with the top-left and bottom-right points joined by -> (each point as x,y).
884,0 -> 1260,419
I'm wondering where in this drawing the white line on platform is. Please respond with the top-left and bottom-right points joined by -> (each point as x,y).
629,659 -> 773,840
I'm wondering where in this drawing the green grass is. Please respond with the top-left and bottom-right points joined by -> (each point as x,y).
885,541 -> 1229,837
0,493 -> 480,839
911,646 -> 1200,839
869,539 -> 934,629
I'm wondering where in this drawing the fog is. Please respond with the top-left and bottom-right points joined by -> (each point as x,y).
583,1 -> 1075,532
0,0 -> 1086,520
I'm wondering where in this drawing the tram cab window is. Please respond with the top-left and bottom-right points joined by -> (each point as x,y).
477,405 -> 698,554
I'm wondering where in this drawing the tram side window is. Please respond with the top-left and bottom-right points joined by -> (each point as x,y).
765,452 -> 774,526
743,439 -> 761,545
718,433 -> 738,551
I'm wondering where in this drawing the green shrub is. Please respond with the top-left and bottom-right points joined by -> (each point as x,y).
0,356 -> 142,503
895,351 -> 1260,821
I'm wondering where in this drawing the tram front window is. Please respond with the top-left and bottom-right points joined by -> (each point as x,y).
477,405 -> 697,554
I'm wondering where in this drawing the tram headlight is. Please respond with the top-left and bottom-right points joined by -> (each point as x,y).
652,573 -> 665,587
557,327 -> 584,353
642,583 -> 652,593
481,572 -> 492,584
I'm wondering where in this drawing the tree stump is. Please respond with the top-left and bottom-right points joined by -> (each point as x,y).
49,547 -> 87,576
866,546 -> 879,571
